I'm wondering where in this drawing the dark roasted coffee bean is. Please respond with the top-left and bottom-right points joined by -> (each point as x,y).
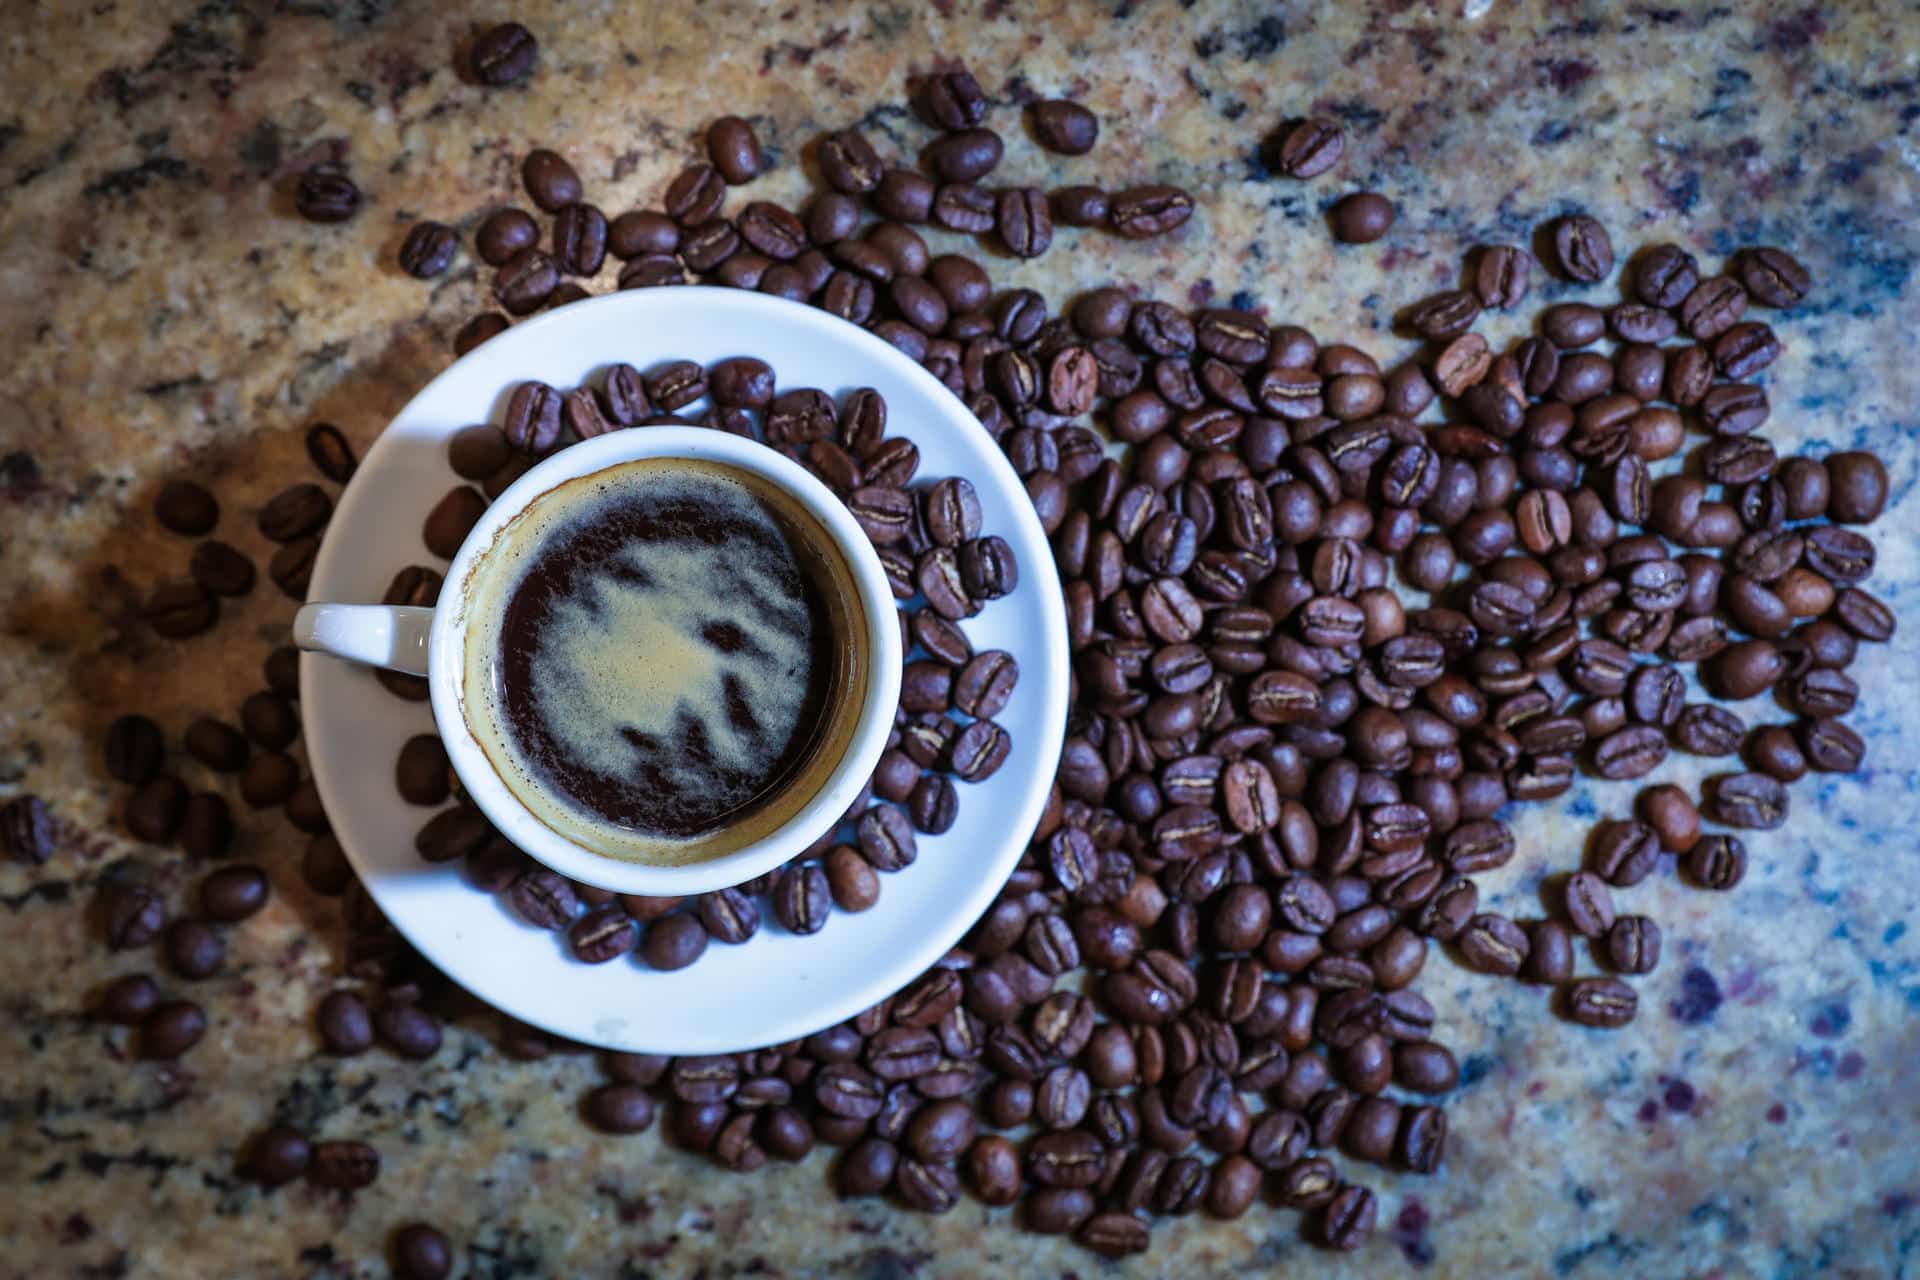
189,540 -> 255,597
1111,186 -> 1195,239
549,202 -> 607,275
1708,771 -> 1789,829
147,581 -> 218,637
126,775 -> 188,843
1566,977 -> 1637,1028
1606,915 -> 1661,974
1685,834 -> 1748,889
295,166 -> 360,222
1673,704 -> 1744,756
1734,246 -> 1810,307
570,905 -> 638,963
155,480 -> 218,535
318,990 -> 374,1054
928,128 -> 1003,182
1458,913 -> 1527,976
774,864 -> 831,934
471,21 -> 537,85
1320,1183 -> 1378,1250
142,1000 -> 208,1059
248,1126 -> 312,1187
398,221 -> 457,278
1561,871 -> 1616,939
508,868 -> 580,930
916,64 -> 987,129
258,484 -> 332,543
1633,243 -> 1699,307
817,128 -> 882,194
521,148 -> 582,213
421,488 -> 486,560
1031,99 -> 1100,154
493,248 -> 559,314
164,919 -> 222,980
200,863 -> 268,922
1329,192 -> 1394,243
98,973 -> 159,1025
477,208 -> 540,266
1550,213 -> 1613,282
105,715 -> 165,784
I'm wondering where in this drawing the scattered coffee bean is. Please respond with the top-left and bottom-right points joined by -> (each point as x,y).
295,167 -> 360,223
1329,192 -> 1394,244
471,21 -> 537,86
399,221 -> 458,278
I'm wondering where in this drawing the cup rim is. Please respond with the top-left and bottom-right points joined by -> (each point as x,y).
427,425 -> 904,896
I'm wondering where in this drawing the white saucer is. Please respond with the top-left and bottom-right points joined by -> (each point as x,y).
300,288 -> 1069,1054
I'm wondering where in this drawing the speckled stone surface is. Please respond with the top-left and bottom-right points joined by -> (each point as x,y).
3,1 -> 1917,1276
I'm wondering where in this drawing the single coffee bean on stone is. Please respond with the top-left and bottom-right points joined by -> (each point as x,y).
142,999 -> 208,1059
392,1223 -> 454,1280
295,166 -> 360,223
1329,192 -> 1394,244
201,864 -> 270,922
1031,100 -> 1099,154
1566,977 -> 1638,1028
398,221 -> 458,278
471,21 -> 538,86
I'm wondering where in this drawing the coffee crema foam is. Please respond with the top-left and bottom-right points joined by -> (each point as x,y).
461,457 -> 866,865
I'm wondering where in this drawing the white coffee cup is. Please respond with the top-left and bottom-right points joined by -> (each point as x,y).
292,426 -> 902,897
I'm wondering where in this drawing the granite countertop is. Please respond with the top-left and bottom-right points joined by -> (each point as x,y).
3,1 -> 1917,1276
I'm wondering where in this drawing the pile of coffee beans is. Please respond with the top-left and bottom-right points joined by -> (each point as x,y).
31,41 -> 1892,1269
389,370 -> 1021,967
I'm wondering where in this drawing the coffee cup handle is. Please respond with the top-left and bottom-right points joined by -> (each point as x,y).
292,604 -> 435,677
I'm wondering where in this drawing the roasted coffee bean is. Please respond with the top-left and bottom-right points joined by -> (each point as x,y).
373,1002 -> 442,1060
1329,192 -> 1394,244
147,582 -> 218,637
997,187 -> 1053,259
1606,915 -> 1661,974
1320,1183 -> 1378,1251
125,775 -> 188,844
549,201 -> 607,275
471,21 -> 537,85
1566,977 -> 1638,1028
1458,914 -> 1528,976
190,540 -> 255,597
1674,704 -> 1744,756
1110,186 -> 1195,239
1708,772 -> 1788,830
295,166 -> 360,222
1685,834 -> 1748,889
1522,919 -> 1575,984
257,484 -> 332,543
1022,98 -> 1098,155
164,919 -> 222,980
248,1126 -> 313,1187
521,148 -> 582,213
1593,725 -> 1668,780
1561,871 -> 1616,938
571,906 -> 639,963
105,715 -> 165,784
1734,246 -> 1811,307
508,868 -> 580,930
155,480 -> 219,535
98,973 -> 159,1025
200,863 -> 269,922
421,488 -> 487,559
502,380 -> 564,454
774,864 -> 831,934
317,990 -> 374,1054
142,1000 -> 208,1059
398,221 -> 457,278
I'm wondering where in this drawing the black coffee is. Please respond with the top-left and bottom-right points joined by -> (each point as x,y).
464,457 -> 864,863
